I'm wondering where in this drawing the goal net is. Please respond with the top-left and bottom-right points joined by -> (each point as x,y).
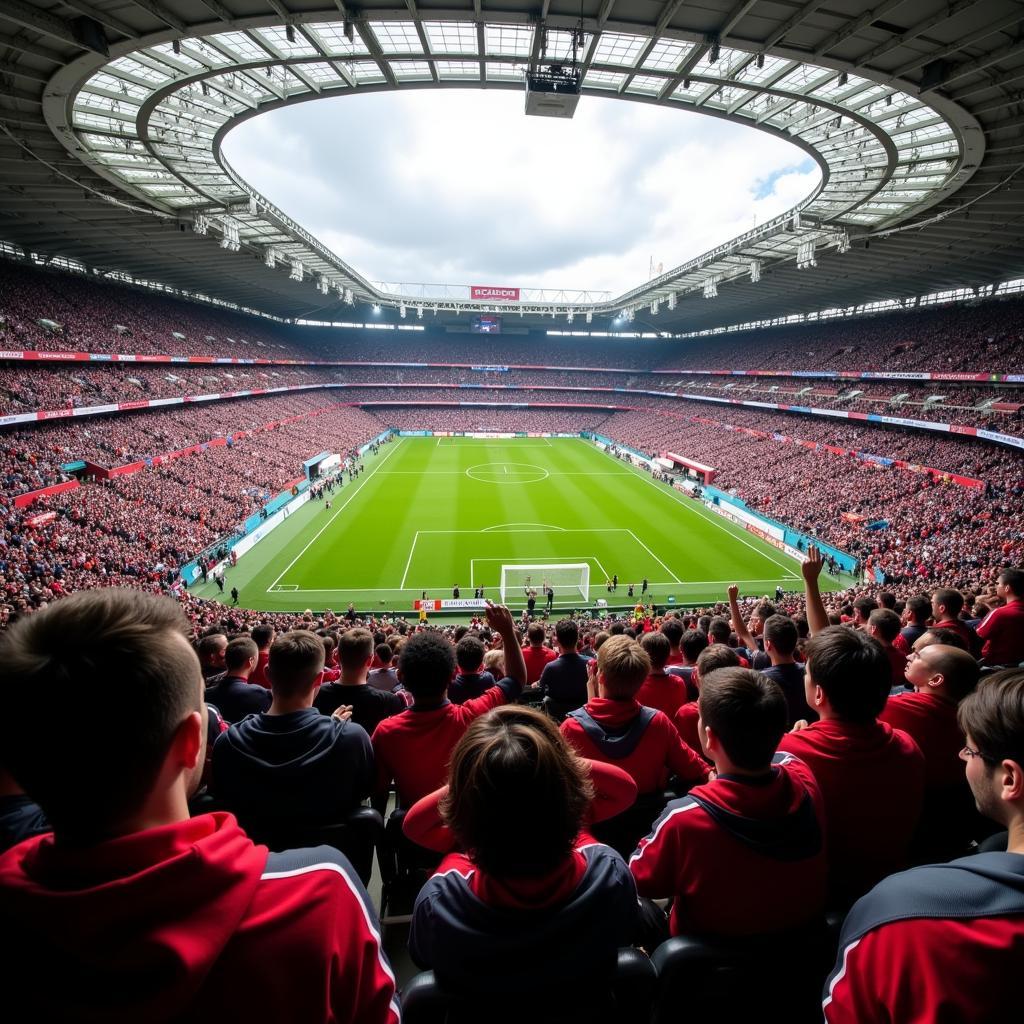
499,563 -> 591,605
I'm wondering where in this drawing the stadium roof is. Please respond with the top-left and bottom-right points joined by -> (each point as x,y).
1,0 -> 1022,333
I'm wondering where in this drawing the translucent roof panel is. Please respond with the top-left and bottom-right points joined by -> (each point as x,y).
345,61 -> 387,83
147,42 -> 207,71
369,22 -> 423,54
591,32 -> 647,68
735,55 -> 792,85
543,30 -> 591,62
436,61 -> 481,80
390,61 -> 433,81
625,75 -> 666,95
642,39 -> 692,71
298,63 -> 348,83
306,22 -> 370,57
206,33 -> 269,62
107,56 -> 171,83
485,24 -> 534,57
486,62 -> 524,81
424,22 -> 478,56
584,69 -> 626,90
256,27 -> 318,58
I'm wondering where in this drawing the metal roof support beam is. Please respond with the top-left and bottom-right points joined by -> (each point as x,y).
123,0 -> 186,34
0,0 -> 108,54
57,0 -> 139,40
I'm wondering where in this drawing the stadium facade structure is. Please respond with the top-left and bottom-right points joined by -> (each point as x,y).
0,0 -> 1022,332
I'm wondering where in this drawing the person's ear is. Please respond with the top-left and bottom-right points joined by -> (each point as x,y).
171,710 -> 203,773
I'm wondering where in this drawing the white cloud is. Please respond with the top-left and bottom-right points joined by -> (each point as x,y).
223,88 -> 820,297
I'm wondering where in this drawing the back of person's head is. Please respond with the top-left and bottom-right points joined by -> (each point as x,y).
593,630 -> 610,652
527,622 -> 546,646
453,625 -> 470,643
317,631 -> 336,661
0,590 -> 201,841
696,643 -> 741,679
999,568 -> 1024,598
609,621 -> 625,636
753,601 -> 776,624
251,623 -> 274,650
640,631 -> 670,671
399,631 -> 457,699
933,588 -> 964,618
913,643 -> 980,702
699,667 -> 787,771
224,636 -> 258,673
660,618 -> 683,649
197,632 -> 226,664
916,627 -> 968,652
697,614 -> 712,634
554,619 -> 579,651
853,596 -> 878,622
442,705 -> 593,877
456,635 -> 486,673
483,649 -> 504,678
763,614 -> 798,657
708,616 -> 732,645
681,628 -> 709,664
907,595 -> 931,624
375,642 -> 393,667
868,608 -> 902,644
598,635 -> 651,700
338,627 -> 374,672
879,592 -> 897,610
804,626 -> 890,722
268,630 -> 326,697
958,670 -> 1024,819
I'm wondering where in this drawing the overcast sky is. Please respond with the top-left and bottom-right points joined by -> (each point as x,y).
224,89 -> 819,298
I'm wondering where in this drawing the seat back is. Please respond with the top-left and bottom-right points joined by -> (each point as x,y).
592,790 -> 677,858
402,948 -> 656,1024
241,806 -> 383,885
650,913 -> 845,1023
379,808 -> 443,918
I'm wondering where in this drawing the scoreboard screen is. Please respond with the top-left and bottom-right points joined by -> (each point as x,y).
471,315 -> 502,334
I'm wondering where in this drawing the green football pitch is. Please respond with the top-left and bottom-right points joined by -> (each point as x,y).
192,436 -> 849,614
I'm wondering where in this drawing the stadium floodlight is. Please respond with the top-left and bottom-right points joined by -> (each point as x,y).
399,303 -> 407,318
500,564 -> 590,604
372,303 -> 381,314
708,37 -> 720,63
749,259 -> 761,283
432,303 -> 438,314
317,275 -> 329,294
667,292 -> 677,311
344,288 -> 354,305
839,71 -> 849,87
289,258 -> 303,282
286,24 -> 296,43
703,276 -> 719,299
417,305 -> 423,319
264,246 -> 277,269
834,231 -> 851,254
756,53 -> 765,69
650,299 -> 659,315
797,240 -> 817,269
192,213 -> 209,236
219,217 -> 240,252
586,311 -> 593,324
567,310 -> 574,323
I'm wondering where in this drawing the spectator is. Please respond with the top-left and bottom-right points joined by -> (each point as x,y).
0,590 -> 398,1022
249,623 -> 274,689
636,631 -> 688,718
868,608 -> 909,688
823,670 -> 1024,1023
315,628 -> 404,736
778,627 -> 927,905
660,617 -> 686,667
759,614 -> 814,728
896,595 -> 932,654
674,644 -> 742,752
367,642 -> 400,692
204,636 -> 270,724
931,589 -> 981,657
522,621 -> 557,684
371,603 -> 526,809
197,632 -> 227,682
538,619 -> 590,713
976,569 -> 1024,666
561,636 -> 710,798
630,667 -> 827,937
406,706 -> 639,999
448,635 -> 496,705
213,630 -> 373,830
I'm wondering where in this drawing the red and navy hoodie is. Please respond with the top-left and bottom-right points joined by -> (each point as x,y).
0,812 -> 399,1023
560,697 -> 710,794
409,838 -> 639,998
824,852 -> 1024,1022
630,752 -> 827,937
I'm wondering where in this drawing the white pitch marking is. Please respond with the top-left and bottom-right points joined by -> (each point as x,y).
399,531 -> 421,590
267,437 -> 404,592
625,529 -> 683,584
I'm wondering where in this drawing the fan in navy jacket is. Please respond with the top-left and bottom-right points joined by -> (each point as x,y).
204,636 -> 270,724
538,619 -> 590,711
0,590 -> 397,1023
408,705 -> 639,999
214,630 -> 373,830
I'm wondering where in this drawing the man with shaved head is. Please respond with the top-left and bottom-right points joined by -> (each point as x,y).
881,643 -> 982,859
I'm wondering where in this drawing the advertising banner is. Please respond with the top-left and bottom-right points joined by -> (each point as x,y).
470,286 -> 520,302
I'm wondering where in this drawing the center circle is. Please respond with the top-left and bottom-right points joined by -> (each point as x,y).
466,462 -> 550,485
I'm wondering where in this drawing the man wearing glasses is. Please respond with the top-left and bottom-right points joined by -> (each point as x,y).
824,669 -> 1024,1022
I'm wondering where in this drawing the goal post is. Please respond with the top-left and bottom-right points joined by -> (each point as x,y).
499,563 -> 590,604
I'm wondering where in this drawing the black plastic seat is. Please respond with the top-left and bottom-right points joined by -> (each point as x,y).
379,807 -> 443,918
650,912 -> 845,1024
240,806 -> 384,885
401,947 -> 657,1024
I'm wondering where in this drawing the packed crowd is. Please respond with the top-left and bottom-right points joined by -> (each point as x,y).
1,561 -> 1021,1020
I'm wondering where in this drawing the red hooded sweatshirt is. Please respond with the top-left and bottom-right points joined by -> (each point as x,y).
0,812 -> 399,1023
778,718 -> 925,904
560,697 -> 710,794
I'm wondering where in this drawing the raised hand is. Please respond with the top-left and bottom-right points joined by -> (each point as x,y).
802,544 -> 824,584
